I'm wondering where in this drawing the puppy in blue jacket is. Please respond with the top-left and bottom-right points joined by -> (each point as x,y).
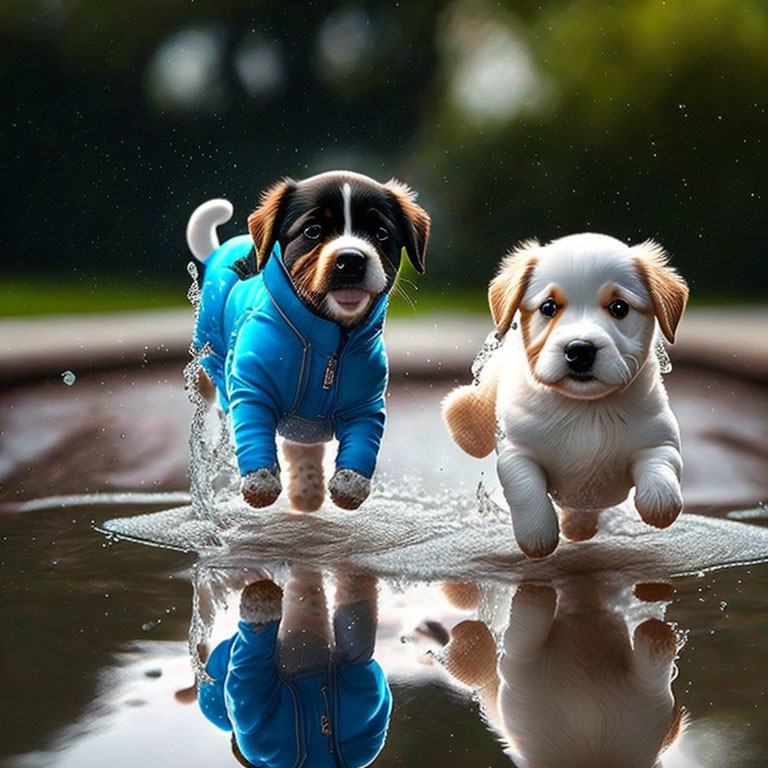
198,572 -> 392,768
186,171 -> 430,511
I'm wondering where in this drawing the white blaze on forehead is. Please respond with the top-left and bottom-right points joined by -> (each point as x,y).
342,182 -> 352,236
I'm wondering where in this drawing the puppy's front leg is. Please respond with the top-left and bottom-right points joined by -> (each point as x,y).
631,446 -> 683,529
497,444 -> 559,558
631,618 -> 678,695
329,407 -> 385,510
503,583 -> 557,659
231,399 -> 283,509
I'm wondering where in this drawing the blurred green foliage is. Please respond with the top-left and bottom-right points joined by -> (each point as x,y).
2,0 -> 766,314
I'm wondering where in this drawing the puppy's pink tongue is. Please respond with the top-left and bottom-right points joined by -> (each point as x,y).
332,289 -> 369,306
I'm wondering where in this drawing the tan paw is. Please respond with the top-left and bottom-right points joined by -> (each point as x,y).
516,532 -> 559,559
635,475 -> 683,529
634,618 -> 677,661
328,469 -> 370,510
240,579 -> 283,624
241,468 -> 282,508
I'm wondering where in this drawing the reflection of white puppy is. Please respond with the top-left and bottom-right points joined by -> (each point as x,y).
443,234 -> 689,558
440,577 -> 684,768
499,580 -> 682,768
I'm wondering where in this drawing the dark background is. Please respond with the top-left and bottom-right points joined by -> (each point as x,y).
3,0 -> 767,311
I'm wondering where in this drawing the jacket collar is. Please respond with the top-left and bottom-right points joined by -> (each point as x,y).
261,242 -> 388,356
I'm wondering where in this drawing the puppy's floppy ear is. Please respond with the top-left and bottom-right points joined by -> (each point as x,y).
633,241 -> 689,343
488,240 -> 539,336
385,178 -> 430,274
248,178 -> 296,270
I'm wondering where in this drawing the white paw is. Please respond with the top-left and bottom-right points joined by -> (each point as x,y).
241,468 -> 282,508
328,469 -> 371,510
514,527 -> 560,559
635,468 -> 683,529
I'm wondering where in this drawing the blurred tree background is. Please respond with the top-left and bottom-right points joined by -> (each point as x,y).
2,0 -> 766,314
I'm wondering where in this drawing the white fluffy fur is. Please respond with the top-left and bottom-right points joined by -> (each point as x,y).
186,198 -> 233,262
497,578 -> 680,768
494,233 -> 685,557
437,576 -> 681,768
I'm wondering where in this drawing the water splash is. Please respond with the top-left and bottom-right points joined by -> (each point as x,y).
471,329 -> 503,386
186,260 -> 201,309
655,333 -> 672,374
183,261 -> 240,525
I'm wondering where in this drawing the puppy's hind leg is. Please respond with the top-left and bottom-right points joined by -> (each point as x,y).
284,441 -> 326,512
559,508 -> 600,542
195,367 -> 218,409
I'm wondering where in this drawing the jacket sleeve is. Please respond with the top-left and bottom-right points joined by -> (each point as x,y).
334,395 -> 386,479
224,620 -> 282,735
226,318 -> 283,475
335,660 -> 393,768
197,637 -> 236,731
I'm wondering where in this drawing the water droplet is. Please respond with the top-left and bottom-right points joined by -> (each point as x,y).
142,619 -> 162,632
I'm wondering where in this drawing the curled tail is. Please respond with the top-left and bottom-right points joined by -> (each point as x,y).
186,199 -> 234,262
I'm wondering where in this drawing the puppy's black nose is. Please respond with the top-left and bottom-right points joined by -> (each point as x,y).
564,340 -> 597,373
335,250 -> 366,280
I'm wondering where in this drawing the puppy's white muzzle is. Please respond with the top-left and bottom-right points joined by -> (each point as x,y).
535,323 -> 633,398
323,235 -> 387,322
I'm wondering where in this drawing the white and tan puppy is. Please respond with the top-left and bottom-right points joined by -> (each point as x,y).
443,233 -> 689,558
438,576 -> 683,768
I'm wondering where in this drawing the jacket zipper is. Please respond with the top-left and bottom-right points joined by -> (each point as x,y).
322,355 -> 338,390
321,331 -> 349,392
320,683 -> 341,765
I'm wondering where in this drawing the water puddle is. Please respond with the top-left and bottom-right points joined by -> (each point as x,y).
2,357 -> 768,766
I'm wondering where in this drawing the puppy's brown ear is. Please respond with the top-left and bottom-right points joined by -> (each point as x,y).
385,178 -> 430,274
634,241 -> 689,343
488,241 -> 538,336
248,178 -> 295,270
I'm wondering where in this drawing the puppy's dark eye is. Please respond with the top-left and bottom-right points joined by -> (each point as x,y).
539,299 -> 559,318
608,299 -> 630,319
375,226 -> 389,242
303,224 -> 322,240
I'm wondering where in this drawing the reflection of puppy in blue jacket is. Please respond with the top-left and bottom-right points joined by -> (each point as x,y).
198,572 -> 392,768
186,171 -> 430,512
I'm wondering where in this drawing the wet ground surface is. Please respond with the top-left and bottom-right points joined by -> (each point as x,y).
1,363 -> 768,767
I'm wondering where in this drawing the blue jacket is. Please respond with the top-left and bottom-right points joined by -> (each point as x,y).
193,236 -> 389,479
198,621 -> 392,768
